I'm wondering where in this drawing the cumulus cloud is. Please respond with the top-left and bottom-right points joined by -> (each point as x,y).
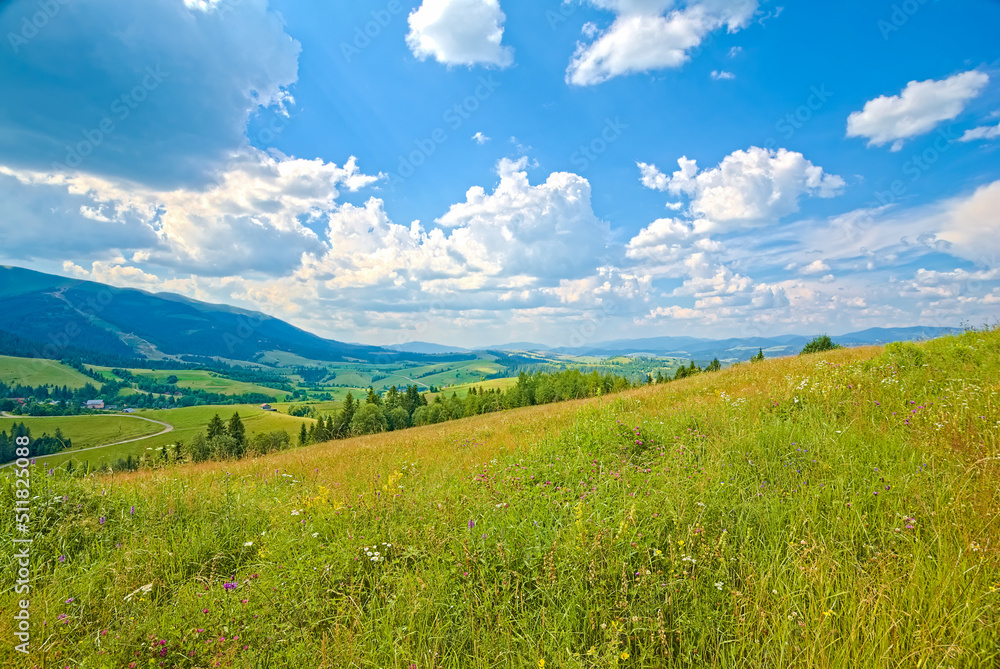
472,131 -> 491,144
846,71 -> 990,151
710,70 -> 735,80
0,152 -> 380,276
934,179 -> 1000,264
799,259 -> 831,275
0,0 -> 300,188
959,122 -> 1000,142
566,0 -> 759,86
406,0 -> 514,68
637,147 -> 845,233
435,157 -> 611,280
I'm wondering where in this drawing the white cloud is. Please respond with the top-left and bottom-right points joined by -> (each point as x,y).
638,147 -> 845,233
935,179 -> 1000,264
799,259 -> 831,275
566,0 -> 759,86
406,0 -> 514,68
959,122 -> 1000,142
711,70 -> 735,80
846,71 -> 990,151
435,157 -> 611,280
0,151 -> 381,276
472,131 -> 491,144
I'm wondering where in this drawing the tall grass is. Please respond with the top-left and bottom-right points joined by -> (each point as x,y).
1,330 -> 998,668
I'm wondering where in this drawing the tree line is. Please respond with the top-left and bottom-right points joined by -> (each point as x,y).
0,423 -> 73,464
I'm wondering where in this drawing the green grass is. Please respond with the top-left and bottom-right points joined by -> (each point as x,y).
0,415 -> 163,450
89,366 -> 287,399
0,355 -> 96,389
2,330 -> 999,667
25,404 -> 315,469
423,376 -> 520,403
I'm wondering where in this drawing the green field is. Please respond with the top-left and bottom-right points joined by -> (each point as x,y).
3,330 -> 998,666
31,403 -> 315,468
88,366 -> 288,399
0,355 -> 95,389
0,414 -> 163,450
423,376 -> 520,403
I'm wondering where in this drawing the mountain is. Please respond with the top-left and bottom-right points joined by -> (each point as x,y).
481,341 -> 553,351
385,341 -> 469,354
530,327 -> 961,361
0,266 -> 407,364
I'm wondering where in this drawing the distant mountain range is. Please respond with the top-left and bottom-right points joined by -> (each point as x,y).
489,327 -> 959,362
408,326 -> 961,363
0,266 -> 421,364
0,266 -> 960,366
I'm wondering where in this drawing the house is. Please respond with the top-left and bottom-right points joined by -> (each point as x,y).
85,399 -> 105,410
261,404 -> 276,412
122,408 -> 136,414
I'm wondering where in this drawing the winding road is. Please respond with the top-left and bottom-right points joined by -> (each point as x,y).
0,413 -> 174,468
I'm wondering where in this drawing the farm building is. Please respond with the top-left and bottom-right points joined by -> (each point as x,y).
85,399 -> 105,409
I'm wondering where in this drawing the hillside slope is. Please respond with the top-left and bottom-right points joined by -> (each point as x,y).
1,329 -> 998,667
0,266 -> 389,363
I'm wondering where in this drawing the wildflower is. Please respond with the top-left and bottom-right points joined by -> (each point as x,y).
99,517 -> 106,525
244,541 -> 253,547
58,555 -> 66,563
291,509 -> 301,516
65,598 -> 74,604
714,582 -> 723,591
130,506 -> 135,516
621,652 -> 630,660
468,519 -> 475,529
538,660 -> 545,668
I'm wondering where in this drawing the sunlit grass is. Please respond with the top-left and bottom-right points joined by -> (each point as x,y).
1,330 -> 998,667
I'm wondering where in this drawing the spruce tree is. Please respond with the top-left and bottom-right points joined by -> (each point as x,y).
227,413 -> 247,456
207,414 -> 226,439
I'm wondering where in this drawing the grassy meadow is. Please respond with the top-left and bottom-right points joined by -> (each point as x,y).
87,367 -> 288,400
0,415 -> 164,453
1,330 -> 998,667
18,405 -> 315,470
0,356 -> 95,390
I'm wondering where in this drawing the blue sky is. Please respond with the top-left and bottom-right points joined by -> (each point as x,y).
0,0 -> 998,348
